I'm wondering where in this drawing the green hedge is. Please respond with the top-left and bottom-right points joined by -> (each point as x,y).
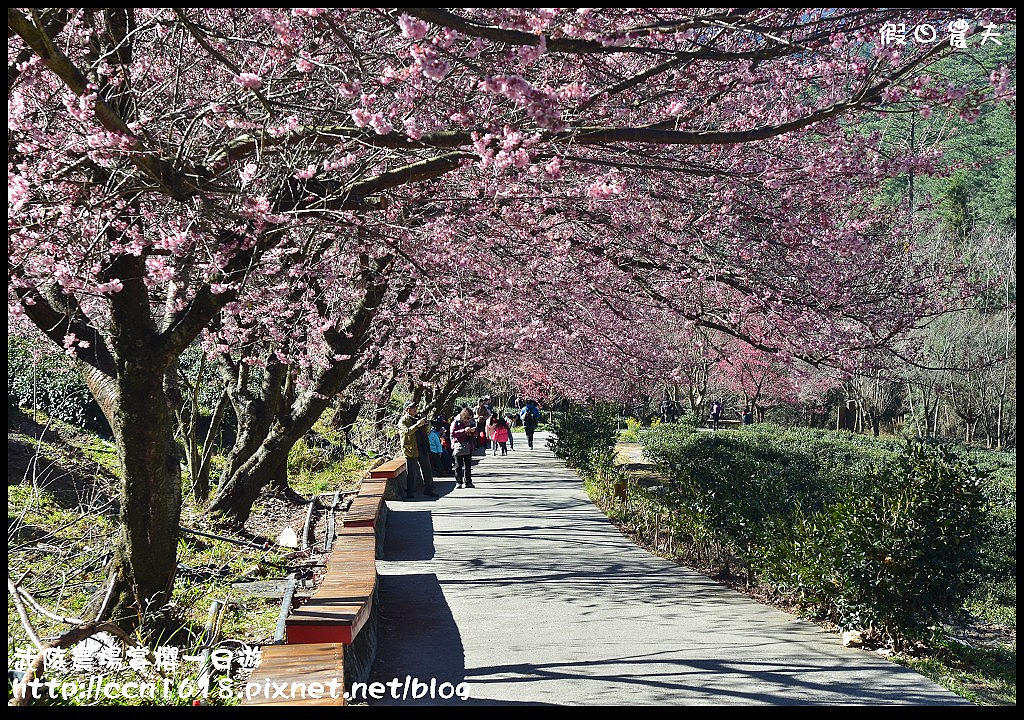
8,336 -> 111,435
547,403 -> 618,472
963,446 -> 1016,614
760,442 -> 985,641
554,415 -> 1012,646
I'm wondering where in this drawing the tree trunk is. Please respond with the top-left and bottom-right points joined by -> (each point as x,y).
218,360 -> 285,490
210,336 -> 379,525
209,395 -> 323,524
267,454 -> 290,493
209,435 -> 292,525
207,257 -> 396,525
104,362 -> 181,626
330,396 -> 363,440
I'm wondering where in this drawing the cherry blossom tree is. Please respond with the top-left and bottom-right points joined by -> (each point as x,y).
9,7 -> 1014,626
715,339 -> 800,422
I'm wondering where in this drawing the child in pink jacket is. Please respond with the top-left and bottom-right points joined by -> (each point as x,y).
491,417 -> 510,456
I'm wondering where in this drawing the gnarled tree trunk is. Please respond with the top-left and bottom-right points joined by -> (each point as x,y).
208,263 -> 393,525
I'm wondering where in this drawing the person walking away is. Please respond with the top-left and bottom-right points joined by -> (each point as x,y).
492,416 -> 510,455
742,406 -> 754,425
710,400 -> 723,431
450,407 -> 477,488
427,423 -> 444,474
398,401 -> 438,498
521,399 -> 540,449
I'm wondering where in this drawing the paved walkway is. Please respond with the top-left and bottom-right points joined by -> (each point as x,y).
370,432 -> 966,705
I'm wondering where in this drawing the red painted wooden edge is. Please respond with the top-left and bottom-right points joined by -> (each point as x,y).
286,624 -> 353,645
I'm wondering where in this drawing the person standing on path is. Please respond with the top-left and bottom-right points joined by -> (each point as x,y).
710,400 -> 723,431
450,407 -> 477,488
474,398 -> 489,455
427,423 -> 445,474
434,414 -> 455,474
503,408 -> 518,451
398,401 -> 438,498
521,399 -> 540,449
660,397 -> 677,424
486,410 -> 498,453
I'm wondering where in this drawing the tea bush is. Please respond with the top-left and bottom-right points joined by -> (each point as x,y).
641,424 -> 901,555
8,335 -> 111,435
761,442 -> 986,644
555,415 -> 1003,645
963,446 -> 1016,619
547,402 -> 618,472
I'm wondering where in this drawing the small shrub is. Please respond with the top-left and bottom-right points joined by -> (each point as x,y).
965,447 -> 1016,612
547,403 -> 618,471
619,417 -> 642,443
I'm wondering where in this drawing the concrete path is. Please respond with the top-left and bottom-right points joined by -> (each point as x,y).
369,432 -> 967,706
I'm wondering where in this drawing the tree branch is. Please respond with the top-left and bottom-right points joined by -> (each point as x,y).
10,278 -> 117,379
404,8 -> 804,60
8,8 -> 202,201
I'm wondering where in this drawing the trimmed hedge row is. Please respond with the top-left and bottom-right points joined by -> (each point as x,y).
552,411 -> 1011,646
8,336 -> 111,435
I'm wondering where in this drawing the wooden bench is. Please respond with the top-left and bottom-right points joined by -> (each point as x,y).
368,457 -> 409,501
704,418 -> 743,429
240,643 -> 346,706
286,526 -> 376,645
260,464 -> 404,697
344,478 -> 387,528
369,458 -> 407,479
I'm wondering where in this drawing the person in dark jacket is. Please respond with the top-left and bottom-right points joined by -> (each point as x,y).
450,406 -> 477,488
474,399 -> 489,455
520,399 -> 540,449
710,401 -> 723,430
660,398 -> 677,423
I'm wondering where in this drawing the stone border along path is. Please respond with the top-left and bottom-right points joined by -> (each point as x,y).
369,431 -> 967,706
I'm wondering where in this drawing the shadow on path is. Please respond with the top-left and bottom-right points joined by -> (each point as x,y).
368,432 -> 967,706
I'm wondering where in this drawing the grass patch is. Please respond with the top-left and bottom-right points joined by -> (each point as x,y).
965,590 -> 1016,628
74,436 -> 121,477
287,436 -> 368,498
8,410 -> 324,706
892,638 -> 1016,706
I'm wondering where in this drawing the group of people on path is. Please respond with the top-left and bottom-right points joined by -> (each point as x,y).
397,396 -> 542,499
708,401 -> 755,430
657,398 -> 756,429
